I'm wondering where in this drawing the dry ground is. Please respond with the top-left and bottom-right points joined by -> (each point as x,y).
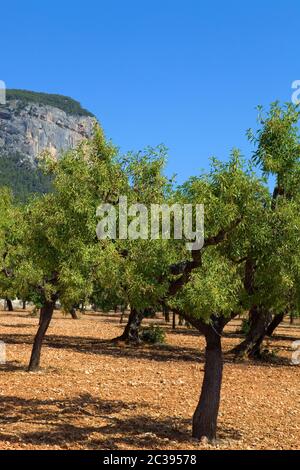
0,309 -> 299,450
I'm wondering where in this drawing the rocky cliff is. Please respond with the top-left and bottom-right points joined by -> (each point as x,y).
0,90 -> 96,164
0,90 -> 97,200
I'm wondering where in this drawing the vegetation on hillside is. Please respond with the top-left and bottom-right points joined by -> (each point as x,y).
0,89 -> 94,199
0,153 -> 52,202
6,89 -> 95,117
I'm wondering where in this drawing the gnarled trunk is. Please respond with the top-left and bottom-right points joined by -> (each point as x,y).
113,307 -> 144,343
233,306 -> 272,359
192,326 -> 223,440
266,312 -> 284,337
28,299 -> 55,371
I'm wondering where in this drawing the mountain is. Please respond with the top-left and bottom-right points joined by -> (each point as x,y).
0,90 -> 96,201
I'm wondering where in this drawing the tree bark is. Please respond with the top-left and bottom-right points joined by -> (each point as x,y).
70,306 -> 79,319
266,312 -> 284,337
22,300 -> 26,310
163,306 -> 170,323
28,299 -> 55,371
113,307 -> 144,343
232,306 -> 272,359
5,298 -> 13,312
192,326 -> 223,440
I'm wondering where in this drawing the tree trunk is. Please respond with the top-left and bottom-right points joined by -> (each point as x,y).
163,305 -> 170,323
178,315 -> 184,326
169,309 -> 237,441
22,300 -> 26,310
192,326 -> 223,440
290,313 -> 294,325
266,312 -> 284,337
232,306 -> 272,359
70,306 -> 79,319
113,307 -> 144,343
172,311 -> 176,329
28,299 -> 55,371
6,298 -> 13,312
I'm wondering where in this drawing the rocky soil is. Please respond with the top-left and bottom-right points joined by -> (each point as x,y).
0,311 -> 299,450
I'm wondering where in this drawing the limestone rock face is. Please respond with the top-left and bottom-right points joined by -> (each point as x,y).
0,98 -> 96,164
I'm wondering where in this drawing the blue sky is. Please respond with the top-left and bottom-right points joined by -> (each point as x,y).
1,0 -> 299,183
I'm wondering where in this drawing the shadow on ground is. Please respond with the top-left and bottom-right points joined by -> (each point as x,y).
0,332 -> 204,364
0,394 -> 242,449
0,329 -> 295,367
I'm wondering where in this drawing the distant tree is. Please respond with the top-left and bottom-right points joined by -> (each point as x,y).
0,152 -> 53,202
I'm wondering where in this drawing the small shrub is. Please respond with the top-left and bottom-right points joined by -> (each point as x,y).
141,324 -> 166,344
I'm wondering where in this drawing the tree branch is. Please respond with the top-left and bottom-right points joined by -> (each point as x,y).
167,216 -> 243,297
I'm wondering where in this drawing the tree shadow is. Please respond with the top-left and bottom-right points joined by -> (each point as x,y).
268,334 -> 300,342
223,331 -> 246,340
224,351 -> 293,367
0,394 -> 242,449
0,314 -> 31,320
0,323 -> 34,329
1,330 -> 296,367
0,361 -> 26,372
0,332 -> 204,364
167,328 -> 201,337
222,330 -> 299,341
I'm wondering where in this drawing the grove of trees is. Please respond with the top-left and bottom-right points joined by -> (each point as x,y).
0,102 -> 300,442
